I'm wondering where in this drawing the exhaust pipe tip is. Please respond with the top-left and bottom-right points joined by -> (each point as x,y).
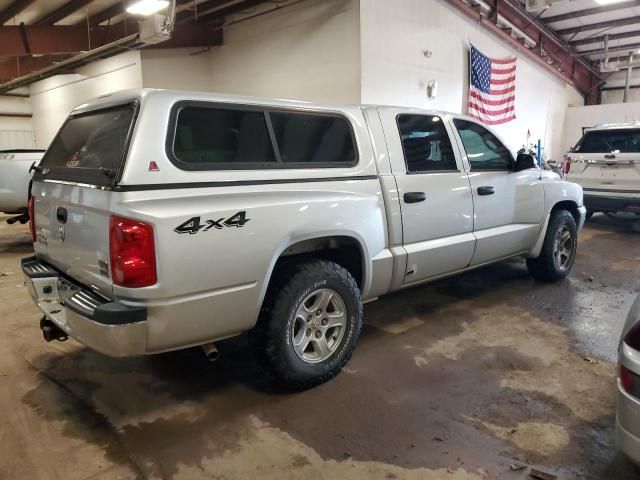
201,342 -> 219,362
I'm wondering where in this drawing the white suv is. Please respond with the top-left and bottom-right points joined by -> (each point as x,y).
564,124 -> 640,218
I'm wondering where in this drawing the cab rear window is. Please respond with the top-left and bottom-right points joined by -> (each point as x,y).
36,103 -> 137,187
575,129 -> 640,153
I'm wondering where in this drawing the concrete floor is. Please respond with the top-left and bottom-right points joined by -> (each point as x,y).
0,214 -> 639,480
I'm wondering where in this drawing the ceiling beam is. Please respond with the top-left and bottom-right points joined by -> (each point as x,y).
542,0 -> 640,24
0,22 -> 224,92
0,21 -> 222,84
176,0 -> 235,23
195,0 -> 267,24
604,53 -> 640,63
0,55 -> 71,83
35,0 -> 94,25
0,112 -> 32,117
0,92 -> 29,97
445,0 -> 602,102
88,2 -> 124,26
146,22 -> 223,49
90,0 -> 193,26
556,16 -> 640,36
578,42 -> 640,57
571,30 -> 640,47
0,20 -> 222,56
602,84 -> 640,91
0,24 -> 116,56
0,0 -> 36,25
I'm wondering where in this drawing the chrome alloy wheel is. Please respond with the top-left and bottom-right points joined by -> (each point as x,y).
553,225 -> 575,271
291,288 -> 347,364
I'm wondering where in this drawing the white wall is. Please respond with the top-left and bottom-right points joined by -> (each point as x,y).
29,50 -> 143,147
0,94 -> 35,149
601,89 -> 640,104
562,102 -> 640,152
141,48 -> 212,91
206,0 -> 361,104
359,0 -> 584,160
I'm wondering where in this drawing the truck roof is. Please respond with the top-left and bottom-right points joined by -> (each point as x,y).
585,122 -> 640,132
71,88 -> 455,118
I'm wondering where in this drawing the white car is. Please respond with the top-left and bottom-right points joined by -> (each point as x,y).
617,294 -> 640,465
0,149 -> 44,221
564,124 -> 640,219
22,89 -> 586,389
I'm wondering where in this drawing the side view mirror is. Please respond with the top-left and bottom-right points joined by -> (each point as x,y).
515,153 -> 536,172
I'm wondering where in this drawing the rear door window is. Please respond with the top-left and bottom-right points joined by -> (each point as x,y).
397,115 -> 458,172
575,129 -> 640,153
36,103 -> 136,187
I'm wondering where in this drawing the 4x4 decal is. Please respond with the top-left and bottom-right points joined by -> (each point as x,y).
174,211 -> 250,235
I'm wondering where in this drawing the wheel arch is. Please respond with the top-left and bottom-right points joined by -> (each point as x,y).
550,200 -> 581,225
528,200 -> 580,258
257,233 -> 370,315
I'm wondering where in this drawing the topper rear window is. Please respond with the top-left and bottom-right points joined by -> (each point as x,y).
574,128 -> 640,154
35,103 -> 137,187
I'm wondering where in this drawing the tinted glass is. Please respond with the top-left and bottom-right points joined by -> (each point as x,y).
454,119 -> 512,170
173,107 -> 276,167
269,112 -> 355,165
397,115 -> 457,172
575,129 -> 640,153
38,104 -> 136,186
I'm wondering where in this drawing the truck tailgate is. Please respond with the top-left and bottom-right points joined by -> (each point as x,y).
32,182 -> 113,299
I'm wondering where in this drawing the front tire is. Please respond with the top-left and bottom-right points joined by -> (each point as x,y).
250,260 -> 362,390
526,209 -> 577,283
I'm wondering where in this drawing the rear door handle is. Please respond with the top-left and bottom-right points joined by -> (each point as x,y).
56,207 -> 67,224
477,186 -> 495,196
604,154 -> 616,159
403,192 -> 427,203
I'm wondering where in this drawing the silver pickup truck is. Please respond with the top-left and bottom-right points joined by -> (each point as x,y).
23,89 -> 586,389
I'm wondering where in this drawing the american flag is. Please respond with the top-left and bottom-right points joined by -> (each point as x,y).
468,45 -> 516,125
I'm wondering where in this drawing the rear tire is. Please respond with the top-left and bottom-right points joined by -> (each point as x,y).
527,209 -> 577,283
249,260 -> 362,390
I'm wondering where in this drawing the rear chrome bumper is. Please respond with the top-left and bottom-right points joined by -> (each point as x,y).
584,193 -> 640,213
617,382 -> 640,466
21,256 -> 147,357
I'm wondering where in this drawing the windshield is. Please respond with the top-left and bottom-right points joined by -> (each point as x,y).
574,128 -> 640,154
36,103 -> 137,187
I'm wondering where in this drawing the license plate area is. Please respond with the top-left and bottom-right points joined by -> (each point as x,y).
30,276 -> 81,329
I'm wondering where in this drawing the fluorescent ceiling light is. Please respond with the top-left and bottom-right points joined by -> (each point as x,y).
126,0 -> 170,16
594,0 -> 629,4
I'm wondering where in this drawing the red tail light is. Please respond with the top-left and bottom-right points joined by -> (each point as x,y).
562,155 -> 571,174
625,322 -> 640,351
109,216 -> 157,288
28,196 -> 36,242
620,365 -> 640,399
